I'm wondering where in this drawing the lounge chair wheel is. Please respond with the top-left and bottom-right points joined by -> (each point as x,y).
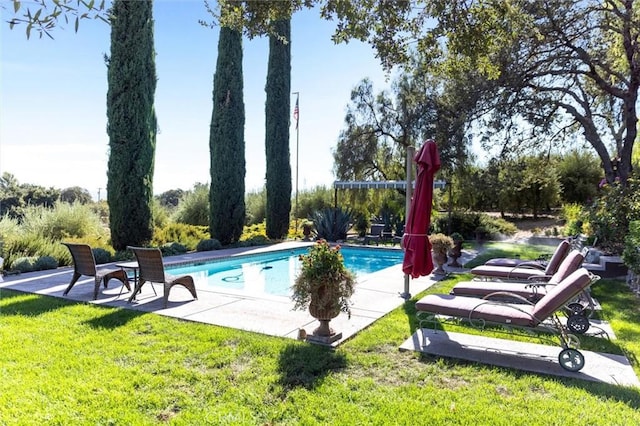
564,302 -> 586,317
558,348 -> 585,372
566,315 -> 590,334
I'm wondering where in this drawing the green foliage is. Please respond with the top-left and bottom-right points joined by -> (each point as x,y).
241,222 -> 268,241
152,223 -> 208,252
196,238 -> 222,252
560,203 -> 590,237
0,172 -> 60,218
34,255 -> 58,270
588,177 -> 640,254
556,150 -> 601,204
292,240 -> 356,316
237,235 -> 272,247
209,26 -> 246,245
106,0 -> 157,251
497,156 -> 561,218
265,18 -> 292,239
2,233 -> 70,270
245,188 -> 267,225
433,211 -> 517,240
11,257 -> 36,273
9,254 -> 57,273
623,221 -> 640,274
159,242 -> 188,257
311,207 -> 354,242
173,183 -> 210,226
295,186 -> 333,219
59,186 -> 92,204
157,189 -> 185,209
151,198 -> 170,229
92,248 -> 113,265
19,202 -> 108,241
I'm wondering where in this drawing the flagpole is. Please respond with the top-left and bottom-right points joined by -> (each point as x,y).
293,92 -> 300,236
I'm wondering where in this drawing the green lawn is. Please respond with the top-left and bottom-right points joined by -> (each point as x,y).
1,248 -> 640,424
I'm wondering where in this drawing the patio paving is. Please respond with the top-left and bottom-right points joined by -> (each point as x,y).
401,328 -> 639,388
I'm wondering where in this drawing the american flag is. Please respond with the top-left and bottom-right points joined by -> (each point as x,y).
293,97 -> 299,129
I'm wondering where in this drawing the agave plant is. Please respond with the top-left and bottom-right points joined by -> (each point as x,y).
310,207 -> 354,242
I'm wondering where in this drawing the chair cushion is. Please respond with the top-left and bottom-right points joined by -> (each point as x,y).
450,281 -> 547,300
415,294 -> 538,327
532,268 -> 591,320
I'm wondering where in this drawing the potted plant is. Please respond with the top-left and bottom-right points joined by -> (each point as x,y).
429,233 -> 454,275
292,239 -> 356,344
448,232 -> 464,267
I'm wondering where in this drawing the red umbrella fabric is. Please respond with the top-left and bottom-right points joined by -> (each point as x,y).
402,139 -> 441,278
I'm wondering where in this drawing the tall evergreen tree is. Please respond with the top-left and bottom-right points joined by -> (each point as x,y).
209,27 -> 245,245
106,0 -> 157,251
264,19 -> 292,239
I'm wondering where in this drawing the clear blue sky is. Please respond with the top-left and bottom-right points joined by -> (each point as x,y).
1,0 -> 391,200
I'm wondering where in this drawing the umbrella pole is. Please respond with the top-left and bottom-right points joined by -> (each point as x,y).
401,146 -> 415,299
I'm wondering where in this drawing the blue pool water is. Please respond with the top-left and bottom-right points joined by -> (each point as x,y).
166,247 -> 404,297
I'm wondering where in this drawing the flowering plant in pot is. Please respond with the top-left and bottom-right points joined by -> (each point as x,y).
429,233 -> 454,274
292,239 -> 356,343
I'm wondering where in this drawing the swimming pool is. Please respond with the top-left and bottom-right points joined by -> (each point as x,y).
166,246 -> 404,297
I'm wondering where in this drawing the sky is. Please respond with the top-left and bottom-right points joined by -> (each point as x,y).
0,0 -> 392,201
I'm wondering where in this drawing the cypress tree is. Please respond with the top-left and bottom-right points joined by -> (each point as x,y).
106,0 -> 157,251
209,27 -> 245,245
265,19 -> 292,239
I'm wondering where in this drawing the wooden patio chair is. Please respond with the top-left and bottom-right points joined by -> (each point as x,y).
62,242 -> 130,299
127,246 -> 198,308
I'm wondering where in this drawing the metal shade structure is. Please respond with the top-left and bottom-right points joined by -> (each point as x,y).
401,139 -> 441,278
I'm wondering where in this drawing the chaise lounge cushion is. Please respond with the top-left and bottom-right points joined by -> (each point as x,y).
415,294 -> 537,327
450,250 -> 585,299
470,240 -> 571,279
416,268 -> 593,329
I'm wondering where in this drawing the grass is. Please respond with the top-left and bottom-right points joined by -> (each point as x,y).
2,250 -> 640,424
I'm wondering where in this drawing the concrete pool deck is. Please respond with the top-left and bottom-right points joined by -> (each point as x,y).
0,242 -> 453,346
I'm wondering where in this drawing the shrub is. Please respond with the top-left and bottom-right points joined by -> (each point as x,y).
623,220 -> 640,274
561,203 -> 590,237
2,234 -> 70,270
197,238 -> 222,252
172,183 -> 209,226
160,242 -> 188,257
21,202 -> 108,241
92,247 -> 113,264
588,177 -> 640,253
34,255 -> 58,271
433,212 -> 517,240
239,235 -> 271,247
152,223 -> 208,251
12,257 -> 36,273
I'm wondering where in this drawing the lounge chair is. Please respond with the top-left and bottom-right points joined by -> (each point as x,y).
451,250 -> 585,301
62,242 -> 130,299
482,238 -> 572,268
470,239 -> 571,280
127,246 -> 198,308
415,268 -> 598,372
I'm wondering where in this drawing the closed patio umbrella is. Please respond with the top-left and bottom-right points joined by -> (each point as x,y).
402,139 -> 441,278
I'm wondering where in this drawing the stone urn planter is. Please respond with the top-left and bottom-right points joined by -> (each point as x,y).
292,240 -> 356,344
429,233 -> 454,275
448,232 -> 464,268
